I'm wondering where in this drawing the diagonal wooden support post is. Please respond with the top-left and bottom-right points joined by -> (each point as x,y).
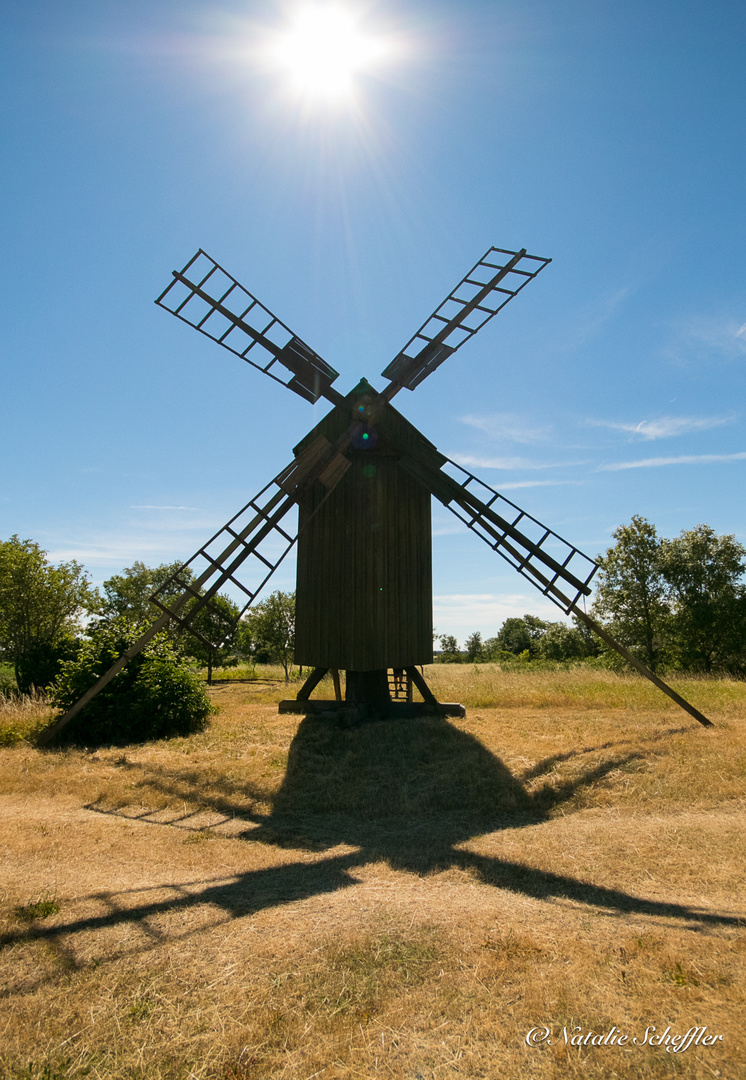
35,616 -> 172,746
573,610 -> 713,728
296,667 -> 329,701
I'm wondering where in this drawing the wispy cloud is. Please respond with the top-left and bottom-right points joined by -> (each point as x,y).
453,454 -> 587,471
458,412 -> 552,444
599,452 -> 746,472
129,505 -> 202,511
496,480 -> 582,490
47,538 -> 194,567
557,286 -> 632,352
664,313 -> 746,366
588,415 -> 733,441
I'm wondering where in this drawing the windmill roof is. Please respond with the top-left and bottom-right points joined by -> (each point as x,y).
293,380 -> 447,472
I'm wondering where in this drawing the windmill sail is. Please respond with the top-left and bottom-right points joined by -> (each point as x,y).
156,250 -> 343,405
37,435 -> 352,745
382,247 -> 551,393
399,452 -> 597,614
149,434 -> 349,643
397,449 -> 712,728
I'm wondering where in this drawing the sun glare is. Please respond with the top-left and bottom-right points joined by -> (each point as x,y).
269,5 -> 390,102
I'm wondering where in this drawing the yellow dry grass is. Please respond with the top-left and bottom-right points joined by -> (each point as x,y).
0,665 -> 744,1079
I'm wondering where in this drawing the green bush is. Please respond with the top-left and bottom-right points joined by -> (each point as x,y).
0,662 -> 16,695
16,635 -> 81,694
49,618 -> 213,746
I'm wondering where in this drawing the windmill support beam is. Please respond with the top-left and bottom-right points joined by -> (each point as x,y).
295,667 -> 329,701
279,666 -> 465,720
572,610 -> 713,728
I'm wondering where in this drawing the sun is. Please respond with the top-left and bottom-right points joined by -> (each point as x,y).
268,4 -> 389,102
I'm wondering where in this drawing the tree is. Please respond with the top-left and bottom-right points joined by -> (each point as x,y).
493,617 -> 532,656
183,593 -> 240,671
437,634 -> 461,662
662,525 -> 746,673
0,536 -> 96,692
591,516 -> 671,671
534,622 -> 588,661
242,591 -> 296,680
481,636 -> 502,661
522,614 -> 550,651
100,560 -> 239,670
49,617 -> 212,746
464,631 -> 484,662
571,615 -> 601,659
100,560 -> 187,623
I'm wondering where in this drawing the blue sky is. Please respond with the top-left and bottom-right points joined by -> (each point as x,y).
2,0 -> 745,642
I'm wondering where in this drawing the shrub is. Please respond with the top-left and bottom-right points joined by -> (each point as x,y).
49,618 -> 213,746
0,662 -> 16,695
16,635 -> 81,693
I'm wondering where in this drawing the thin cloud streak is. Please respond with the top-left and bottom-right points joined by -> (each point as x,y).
599,452 -> 746,471
458,412 -> 552,444
453,454 -> 588,471
556,286 -> 632,353
588,415 -> 732,441
664,313 -> 746,366
497,480 -> 582,490
129,505 -> 202,511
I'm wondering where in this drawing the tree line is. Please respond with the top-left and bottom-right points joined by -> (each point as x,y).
2,514 -> 745,701
438,516 -> 746,675
0,540 -> 296,695
436,614 -> 598,665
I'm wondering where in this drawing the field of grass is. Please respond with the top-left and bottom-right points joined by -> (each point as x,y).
1,665 -> 744,1079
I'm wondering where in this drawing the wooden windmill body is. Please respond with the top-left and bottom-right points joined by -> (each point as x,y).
294,382 -> 435,674
41,244 -> 714,743
290,382 -> 443,713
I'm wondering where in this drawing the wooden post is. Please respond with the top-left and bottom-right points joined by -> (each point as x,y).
296,667 -> 329,701
573,610 -> 713,728
345,669 -> 391,709
405,665 -> 438,706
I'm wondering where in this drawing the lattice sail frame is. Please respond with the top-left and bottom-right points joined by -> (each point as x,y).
396,448 -> 597,615
381,247 -> 551,391
155,249 -> 341,404
149,435 -> 349,648
438,458 -> 598,613
148,480 -> 298,648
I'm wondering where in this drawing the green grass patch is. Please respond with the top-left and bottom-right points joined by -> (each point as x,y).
12,896 -> 60,922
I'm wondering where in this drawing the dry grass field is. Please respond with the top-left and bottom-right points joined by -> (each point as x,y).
1,665 -> 745,1080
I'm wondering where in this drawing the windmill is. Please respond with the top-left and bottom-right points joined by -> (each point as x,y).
40,245 -> 712,743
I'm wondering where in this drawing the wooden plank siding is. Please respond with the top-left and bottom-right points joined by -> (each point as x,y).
294,382 -> 437,670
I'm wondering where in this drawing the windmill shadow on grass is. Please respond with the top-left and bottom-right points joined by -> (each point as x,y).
96,712 -> 733,903
247,712 -> 644,874
3,718 -> 741,988
254,713 -> 549,861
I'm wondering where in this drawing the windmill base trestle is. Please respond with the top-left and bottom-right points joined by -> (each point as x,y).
279,666 -> 465,721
